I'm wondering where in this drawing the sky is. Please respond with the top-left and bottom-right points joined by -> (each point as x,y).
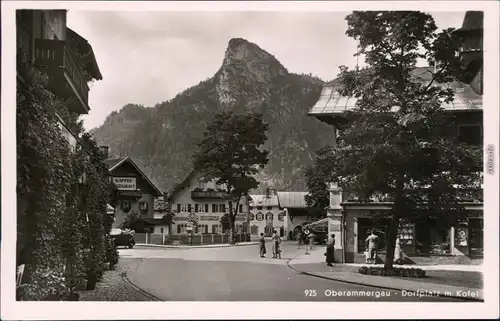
66,11 -> 466,130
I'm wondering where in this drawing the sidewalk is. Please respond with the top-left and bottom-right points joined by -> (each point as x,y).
136,241 -> 258,249
288,247 -> 484,301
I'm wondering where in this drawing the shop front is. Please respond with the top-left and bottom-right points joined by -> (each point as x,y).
341,204 -> 483,264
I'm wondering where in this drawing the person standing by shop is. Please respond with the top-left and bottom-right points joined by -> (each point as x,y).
259,233 -> 266,258
365,230 -> 379,264
325,234 -> 335,266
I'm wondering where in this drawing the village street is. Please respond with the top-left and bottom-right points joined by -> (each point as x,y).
116,242 -> 464,302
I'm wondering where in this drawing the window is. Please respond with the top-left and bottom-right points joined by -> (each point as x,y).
195,204 -> 199,213
458,124 -> 482,146
219,204 -> 226,213
415,218 -> 451,255
198,224 -> 209,234
181,204 -> 188,213
160,228 -> 164,234
122,200 -> 131,213
187,204 -> 192,213
249,206 -> 253,210
177,204 -> 181,213
239,204 -> 243,213
198,181 -> 207,190
257,206 -> 263,210
205,204 -> 209,213
177,224 -> 185,234
140,201 -> 148,211
267,206 -> 272,210
212,204 -> 217,213
212,225 -> 220,234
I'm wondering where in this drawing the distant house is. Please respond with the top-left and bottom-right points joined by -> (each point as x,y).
249,189 -> 285,237
277,191 -> 309,236
103,149 -> 163,229
168,170 -> 250,234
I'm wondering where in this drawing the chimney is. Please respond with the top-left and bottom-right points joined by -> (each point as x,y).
100,146 -> 109,160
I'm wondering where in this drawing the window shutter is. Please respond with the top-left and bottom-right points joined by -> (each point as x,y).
188,204 -> 192,212
195,204 -> 199,212
177,204 -> 181,212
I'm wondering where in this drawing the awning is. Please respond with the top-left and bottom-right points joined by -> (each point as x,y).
303,218 -> 329,230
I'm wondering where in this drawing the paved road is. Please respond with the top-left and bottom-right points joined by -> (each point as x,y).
119,242 -> 464,302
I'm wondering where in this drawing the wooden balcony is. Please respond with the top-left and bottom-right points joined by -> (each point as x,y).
191,190 -> 228,199
34,38 -> 90,114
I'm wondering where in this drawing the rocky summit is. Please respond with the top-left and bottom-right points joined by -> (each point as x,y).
90,38 -> 335,193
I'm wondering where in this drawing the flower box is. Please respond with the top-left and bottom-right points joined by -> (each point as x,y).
358,266 -> 426,278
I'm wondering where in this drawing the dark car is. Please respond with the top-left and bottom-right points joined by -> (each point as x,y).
110,228 -> 135,248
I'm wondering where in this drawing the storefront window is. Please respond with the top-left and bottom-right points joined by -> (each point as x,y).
469,218 -> 483,256
415,218 -> 451,255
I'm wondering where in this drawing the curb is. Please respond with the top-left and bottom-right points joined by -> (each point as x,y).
286,259 -> 483,302
136,242 -> 259,249
120,259 -> 162,301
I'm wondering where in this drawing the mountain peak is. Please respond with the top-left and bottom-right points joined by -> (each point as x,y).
217,38 -> 289,109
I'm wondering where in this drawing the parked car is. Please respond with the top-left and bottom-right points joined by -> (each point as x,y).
110,228 -> 135,248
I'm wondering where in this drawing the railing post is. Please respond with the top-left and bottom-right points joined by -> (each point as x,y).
212,234 -> 214,245
201,233 -> 204,245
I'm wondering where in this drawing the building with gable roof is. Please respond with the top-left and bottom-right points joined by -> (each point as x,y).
167,170 -> 250,234
102,147 -> 163,229
249,188 -> 285,237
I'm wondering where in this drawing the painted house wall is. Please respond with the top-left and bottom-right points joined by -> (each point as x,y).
111,161 -> 158,228
169,171 -> 249,234
248,197 -> 285,236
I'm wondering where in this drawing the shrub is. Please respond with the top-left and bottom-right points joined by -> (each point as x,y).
358,266 -> 426,278
105,234 -> 119,269
17,67 -> 114,300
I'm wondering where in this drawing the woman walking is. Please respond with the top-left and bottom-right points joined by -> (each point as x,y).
325,234 -> 335,266
259,233 -> 266,258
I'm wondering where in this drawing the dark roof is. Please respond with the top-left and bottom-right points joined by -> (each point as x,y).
104,158 -> 126,170
67,28 -> 103,80
105,157 -> 163,197
168,170 -> 197,201
460,11 -> 483,31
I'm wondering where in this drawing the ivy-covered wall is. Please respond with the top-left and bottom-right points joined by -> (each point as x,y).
16,67 -> 118,300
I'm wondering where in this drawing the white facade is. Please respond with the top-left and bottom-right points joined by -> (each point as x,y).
248,194 -> 286,236
169,171 -> 250,234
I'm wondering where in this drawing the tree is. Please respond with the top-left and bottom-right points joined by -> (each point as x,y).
304,146 -> 337,220
162,212 -> 175,235
120,211 -> 140,230
307,11 -> 481,269
193,111 -> 269,243
220,213 -> 231,233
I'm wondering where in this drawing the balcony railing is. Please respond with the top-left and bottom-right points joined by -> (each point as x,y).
34,38 -> 90,114
191,190 -> 228,199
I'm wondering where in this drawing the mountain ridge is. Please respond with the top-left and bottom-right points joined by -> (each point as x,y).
91,37 -> 335,193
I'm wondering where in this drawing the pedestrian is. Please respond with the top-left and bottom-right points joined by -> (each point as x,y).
365,230 -> 379,264
297,230 -> 303,249
307,232 -> 316,251
303,229 -> 310,255
259,233 -> 266,258
394,237 -> 403,264
325,234 -> 335,266
271,230 -> 281,258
